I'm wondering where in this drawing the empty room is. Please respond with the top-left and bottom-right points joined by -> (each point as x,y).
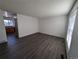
0,0 -> 78,59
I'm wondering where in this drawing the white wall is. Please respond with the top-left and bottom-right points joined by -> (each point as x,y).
17,14 -> 67,38
0,9 -> 7,43
17,14 -> 39,37
39,16 -> 67,38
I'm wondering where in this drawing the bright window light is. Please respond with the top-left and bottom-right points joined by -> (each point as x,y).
66,10 -> 77,51
4,20 -> 15,27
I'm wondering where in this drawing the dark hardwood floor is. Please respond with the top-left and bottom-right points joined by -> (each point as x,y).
0,33 -> 66,59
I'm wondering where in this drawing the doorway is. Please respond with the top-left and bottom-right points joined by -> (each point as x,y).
3,11 -> 19,44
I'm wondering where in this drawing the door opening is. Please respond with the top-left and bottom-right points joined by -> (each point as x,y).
3,11 -> 19,44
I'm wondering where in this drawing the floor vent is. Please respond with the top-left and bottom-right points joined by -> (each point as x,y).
61,54 -> 64,59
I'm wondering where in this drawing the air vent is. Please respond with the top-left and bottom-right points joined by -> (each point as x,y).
61,54 -> 64,59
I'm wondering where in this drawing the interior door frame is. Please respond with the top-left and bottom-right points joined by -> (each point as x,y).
14,14 -> 19,38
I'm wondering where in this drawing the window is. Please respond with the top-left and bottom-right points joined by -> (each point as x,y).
66,10 -> 77,51
4,20 -> 15,26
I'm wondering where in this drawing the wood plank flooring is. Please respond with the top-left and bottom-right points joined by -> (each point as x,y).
0,33 -> 66,59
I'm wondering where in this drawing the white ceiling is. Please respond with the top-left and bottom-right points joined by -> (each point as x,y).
0,0 -> 75,18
